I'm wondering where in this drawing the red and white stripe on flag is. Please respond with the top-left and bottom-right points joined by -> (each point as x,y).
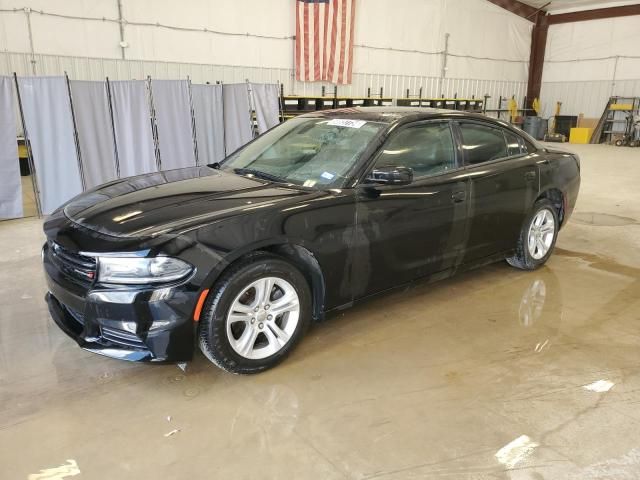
295,0 -> 356,85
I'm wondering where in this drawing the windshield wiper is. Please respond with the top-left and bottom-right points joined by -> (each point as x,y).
233,168 -> 288,184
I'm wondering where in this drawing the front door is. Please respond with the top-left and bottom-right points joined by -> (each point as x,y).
353,121 -> 468,298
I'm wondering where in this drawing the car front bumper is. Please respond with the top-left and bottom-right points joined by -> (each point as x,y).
43,242 -> 198,363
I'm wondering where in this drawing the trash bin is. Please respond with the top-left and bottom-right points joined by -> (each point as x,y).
523,116 -> 548,140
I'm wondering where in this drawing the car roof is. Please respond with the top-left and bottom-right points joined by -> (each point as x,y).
299,106 -> 514,129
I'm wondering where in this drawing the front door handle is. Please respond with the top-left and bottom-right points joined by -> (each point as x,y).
451,191 -> 466,203
524,171 -> 537,181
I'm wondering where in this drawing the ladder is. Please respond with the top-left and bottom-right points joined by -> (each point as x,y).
591,96 -> 640,144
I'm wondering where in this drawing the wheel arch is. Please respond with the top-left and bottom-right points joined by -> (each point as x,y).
199,240 -> 326,322
263,243 -> 326,321
536,188 -> 565,226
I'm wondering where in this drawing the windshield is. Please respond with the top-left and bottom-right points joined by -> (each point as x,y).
220,117 -> 384,188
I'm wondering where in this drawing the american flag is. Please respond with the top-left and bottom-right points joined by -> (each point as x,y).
295,0 -> 356,85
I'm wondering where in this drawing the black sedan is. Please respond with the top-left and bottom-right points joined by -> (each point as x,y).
43,107 -> 580,373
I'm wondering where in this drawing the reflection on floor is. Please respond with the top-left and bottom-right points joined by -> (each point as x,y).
1,144 -> 639,479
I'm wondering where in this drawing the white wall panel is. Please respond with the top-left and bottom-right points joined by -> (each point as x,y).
543,16 -> 640,83
443,0 -> 531,81
617,55 -> 640,82
0,0 -> 531,82
540,78 -> 640,118
351,0 -> 530,81
0,51 -> 527,109
541,15 -> 640,117
0,10 -> 30,53
0,0 -> 532,111
0,0 -> 118,17
123,0 -> 293,39
123,0 -> 293,68
30,15 -> 121,59
0,0 -> 120,58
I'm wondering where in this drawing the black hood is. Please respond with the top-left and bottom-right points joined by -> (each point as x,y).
62,167 -> 322,238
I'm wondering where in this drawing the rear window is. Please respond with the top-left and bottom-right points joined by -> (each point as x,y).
459,123 -> 508,165
504,130 -> 524,156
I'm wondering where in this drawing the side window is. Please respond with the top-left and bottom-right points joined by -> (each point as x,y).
459,123 -> 508,165
523,138 -> 537,153
374,122 -> 455,178
504,130 -> 523,156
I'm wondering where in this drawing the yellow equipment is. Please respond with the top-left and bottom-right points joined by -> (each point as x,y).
508,98 -> 518,123
532,98 -> 540,115
569,127 -> 593,144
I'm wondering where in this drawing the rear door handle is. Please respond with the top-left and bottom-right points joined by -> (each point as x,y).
451,191 -> 466,203
525,171 -> 537,181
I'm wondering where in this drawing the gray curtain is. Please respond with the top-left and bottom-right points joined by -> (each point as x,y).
0,77 -> 23,218
18,76 -> 83,215
251,83 -> 280,134
151,80 -> 196,170
222,83 -> 253,154
70,80 -> 118,189
109,80 -> 157,178
191,83 -> 225,164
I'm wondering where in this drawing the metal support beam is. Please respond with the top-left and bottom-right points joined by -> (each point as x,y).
485,0 -> 539,21
548,4 -> 640,24
526,12 -> 548,108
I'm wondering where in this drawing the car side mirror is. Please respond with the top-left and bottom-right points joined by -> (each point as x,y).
366,166 -> 413,186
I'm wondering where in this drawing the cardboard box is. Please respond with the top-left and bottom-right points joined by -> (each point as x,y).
577,114 -> 599,129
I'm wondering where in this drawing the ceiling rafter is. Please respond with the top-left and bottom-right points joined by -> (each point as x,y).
547,3 -> 640,23
485,0 -> 542,21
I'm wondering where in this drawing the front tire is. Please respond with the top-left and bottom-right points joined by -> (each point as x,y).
507,199 -> 559,270
198,253 -> 312,374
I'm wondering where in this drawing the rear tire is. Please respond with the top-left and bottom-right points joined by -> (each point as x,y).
507,199 -> 559,271
198,252 -> 312,374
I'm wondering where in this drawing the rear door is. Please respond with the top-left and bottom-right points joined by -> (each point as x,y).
455,121 -> 539,263
353,120 -> 468,297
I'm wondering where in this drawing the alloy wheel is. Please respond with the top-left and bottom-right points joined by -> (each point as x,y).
226,277 -> 300,360
527,209 -> 555,260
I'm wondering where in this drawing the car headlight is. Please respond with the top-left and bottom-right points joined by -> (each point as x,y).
97,256 -> 193,285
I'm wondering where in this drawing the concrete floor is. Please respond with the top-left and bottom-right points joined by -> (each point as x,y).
1,144 -> 639,479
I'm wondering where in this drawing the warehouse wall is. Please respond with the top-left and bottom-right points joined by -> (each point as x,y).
0,0 -> 531,101
540,15 -> 640,118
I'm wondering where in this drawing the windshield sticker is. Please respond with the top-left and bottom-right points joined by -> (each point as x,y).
327,119 -> 366,129
320,172 -> 335,180
303,179 -> 317,187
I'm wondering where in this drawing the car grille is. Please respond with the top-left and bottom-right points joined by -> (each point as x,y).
101,326 -> 146,349
49,241 -> 97,286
